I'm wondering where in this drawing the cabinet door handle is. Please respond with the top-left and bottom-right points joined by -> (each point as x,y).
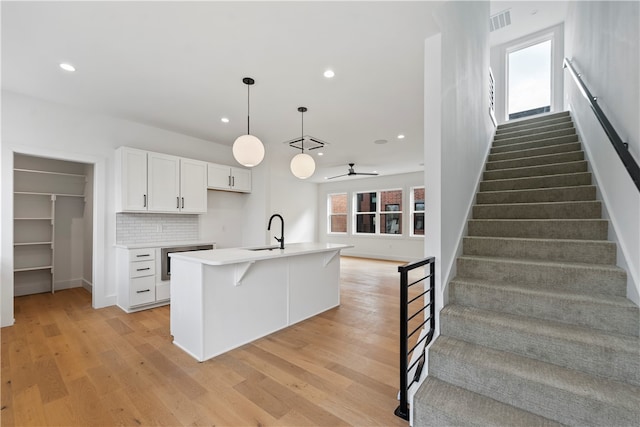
182,197 -> 184,209
136,289 -> 151,294
143,194 -> 147,207
228,175 -> 231,187
177,197 -> 180,208
232,176 -> 235,187
136,267 -> 151,271
136,254 -> 150,258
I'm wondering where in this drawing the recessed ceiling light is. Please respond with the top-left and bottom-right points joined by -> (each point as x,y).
397,134 -> 405,139
221,117 -> 230,123
374,139 -> 388,145
323,69 -> 335,78
317,152 -> 324,156
59,63 -> 76,72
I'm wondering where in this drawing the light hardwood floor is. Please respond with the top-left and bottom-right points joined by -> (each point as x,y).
2,257 -> 415,426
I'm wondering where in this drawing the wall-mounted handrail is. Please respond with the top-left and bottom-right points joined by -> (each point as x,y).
563,57 -> 640,192
395,256 -> 436,421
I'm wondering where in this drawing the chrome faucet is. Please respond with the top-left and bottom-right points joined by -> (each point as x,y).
267,214 -> 285,250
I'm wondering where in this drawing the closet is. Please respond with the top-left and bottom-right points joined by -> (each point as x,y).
13,154 -> 93,296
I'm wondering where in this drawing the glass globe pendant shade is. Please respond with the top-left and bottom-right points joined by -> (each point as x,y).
290,152 -> 316,179
232,134 -> 264,167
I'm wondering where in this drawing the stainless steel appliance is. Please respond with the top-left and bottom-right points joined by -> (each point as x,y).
161,244 -> 213,281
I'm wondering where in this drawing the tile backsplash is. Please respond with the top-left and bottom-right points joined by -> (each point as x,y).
116,213 -> 199,244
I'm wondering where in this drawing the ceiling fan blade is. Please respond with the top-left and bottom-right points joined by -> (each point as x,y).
354,172 -> 379,176
326,173 -> 349,180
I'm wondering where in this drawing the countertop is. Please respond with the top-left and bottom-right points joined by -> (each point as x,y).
169,242 -> 352,266
114,240 -> 216,249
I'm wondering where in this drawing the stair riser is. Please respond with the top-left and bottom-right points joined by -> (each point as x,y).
472,201 -> 601,219
468,220 -> 608,240
440,308 -> 640,386
498,112 -> 571,131
479,173 -> 592,192
462,236 -> 616,264
486,151 -> 584,171
456,257 -> 626,296
450,280 -> 640,337
429,340 -> 640,426
493,128 -> 577,147
483,161 -> 587,181
495,121 -> 575,140
476,186 -> 596,204
489,142 -> 582,162
490,135 -> 579,154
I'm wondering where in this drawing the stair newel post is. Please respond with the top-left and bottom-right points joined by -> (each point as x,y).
395,264 -> 410,420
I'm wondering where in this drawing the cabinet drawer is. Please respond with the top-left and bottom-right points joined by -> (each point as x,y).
129,248 -> 155,261
130,276 -> 156,306
130,260 -> 155,278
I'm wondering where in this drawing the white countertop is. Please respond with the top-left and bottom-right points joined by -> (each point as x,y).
114,240 -> 216,249
169,242 -> 352,266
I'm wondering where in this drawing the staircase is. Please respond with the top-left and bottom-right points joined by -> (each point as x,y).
413,111 -> 640,426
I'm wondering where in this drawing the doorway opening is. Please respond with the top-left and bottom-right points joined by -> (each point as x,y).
507,39 -> 552,120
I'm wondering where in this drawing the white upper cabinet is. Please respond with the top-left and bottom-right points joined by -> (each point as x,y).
116,147 -> 148,212
207,163 -> 252,193
180,158 -> 208,213
116,147 -> 207,214
148,152 -> 181,212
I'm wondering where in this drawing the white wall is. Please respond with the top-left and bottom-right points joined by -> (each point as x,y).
427,0 -> 493,302
0,90 -> 270,326
564,1 -> 640,303
490,23 -> 565,125
317,172 -> 424,262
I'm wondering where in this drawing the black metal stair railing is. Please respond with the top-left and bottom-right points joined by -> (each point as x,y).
563,57 -> 640,192
395,256 -> 436,421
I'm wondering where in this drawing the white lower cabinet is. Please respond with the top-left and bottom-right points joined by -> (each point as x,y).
117,247 -> 169,312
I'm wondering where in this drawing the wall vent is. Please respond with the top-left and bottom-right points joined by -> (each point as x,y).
490,9 -> 511,32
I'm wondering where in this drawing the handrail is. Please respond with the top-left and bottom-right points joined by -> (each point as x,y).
395,256 -> 436,421
563,58 -> 640,192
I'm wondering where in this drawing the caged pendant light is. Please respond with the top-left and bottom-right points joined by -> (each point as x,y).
289,107 -> 316,179
232,77 -> 265,167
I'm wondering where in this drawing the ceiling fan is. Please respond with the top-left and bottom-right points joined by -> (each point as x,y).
327,163 -> 379,179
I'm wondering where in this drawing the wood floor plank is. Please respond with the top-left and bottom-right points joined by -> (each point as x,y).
2,257 -> 414,426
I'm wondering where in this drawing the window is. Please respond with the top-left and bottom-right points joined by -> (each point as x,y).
328,193 -> 347,233
507,39 -> 552,120
354,189 -> 403,235
411,187 -> 425,236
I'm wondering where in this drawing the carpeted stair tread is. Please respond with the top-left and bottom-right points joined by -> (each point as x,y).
456,255 -> 626,297
462,235 -> 616,264
429,337 -> 640,426
472,200 -> 601,219
440,304 -> 640,386
493,127 -> 577,147
486,150 -> 584,171
483,160 -> 587,181
490,134 -> 580,155
479,172 -> 592,192
494,120 -> 575,140
468,218 -> 608,240
412,377 -> 563,427
497,111 -> 571,131
488,141 -> 582,162
476,185 -> 596,204
449,277 -> 639,337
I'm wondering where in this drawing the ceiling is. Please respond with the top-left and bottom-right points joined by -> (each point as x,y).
1,1 -> 567,183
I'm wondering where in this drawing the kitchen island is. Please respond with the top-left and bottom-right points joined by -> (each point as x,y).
169,242 -> 352,362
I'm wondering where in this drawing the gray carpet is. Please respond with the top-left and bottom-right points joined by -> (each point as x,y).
413,111 -> 640,426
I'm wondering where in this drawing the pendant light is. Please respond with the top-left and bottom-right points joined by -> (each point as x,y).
232,77 -> 265,167
290,107 -> 316,179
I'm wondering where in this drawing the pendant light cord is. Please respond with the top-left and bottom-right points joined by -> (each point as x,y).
301,109 -> 305,152
247,84 -> 251,135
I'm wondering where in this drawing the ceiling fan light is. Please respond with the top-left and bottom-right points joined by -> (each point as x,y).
290,152 -> 315,179
233,134 -> 264,167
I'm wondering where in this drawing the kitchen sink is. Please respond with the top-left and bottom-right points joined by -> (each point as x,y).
245,245 -> 280,251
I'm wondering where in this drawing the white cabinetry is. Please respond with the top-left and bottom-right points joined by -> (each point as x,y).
116,147 -> 207,213
117,247 -> 169,312
207,163 -> 252,193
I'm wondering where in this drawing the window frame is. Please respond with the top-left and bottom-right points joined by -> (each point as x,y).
327,192 -> 348,234
353,188 -> 404,236
410,186 -> 425,237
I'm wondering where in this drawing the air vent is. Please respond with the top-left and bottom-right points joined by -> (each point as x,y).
490,9 -> 511,32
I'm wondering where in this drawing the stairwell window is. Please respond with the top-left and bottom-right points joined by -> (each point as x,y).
354,189 -> 403,235
410,186 -> 425,236
328,193 -> 347,233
